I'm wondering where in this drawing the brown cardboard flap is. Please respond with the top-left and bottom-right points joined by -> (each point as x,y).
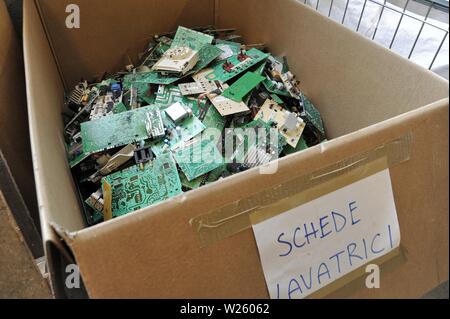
216,0 -> 449,138
36,0 -> 216,89
0,0 -> 39,228
24,0 -> 449,298
69,99 -> 448,298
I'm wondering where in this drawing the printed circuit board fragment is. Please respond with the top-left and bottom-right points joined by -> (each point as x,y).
103,153 -> 182,217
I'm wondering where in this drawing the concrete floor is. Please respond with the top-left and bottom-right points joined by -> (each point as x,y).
0,192 -> 51,298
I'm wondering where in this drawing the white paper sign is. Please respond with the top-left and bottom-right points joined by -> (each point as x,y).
252,169 -> 400,299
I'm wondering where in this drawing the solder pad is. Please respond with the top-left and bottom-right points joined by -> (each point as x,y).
174,138 -> 224,181
103,152 -> 182,217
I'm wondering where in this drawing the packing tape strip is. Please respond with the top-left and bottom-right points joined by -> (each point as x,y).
190,133 -> 412,248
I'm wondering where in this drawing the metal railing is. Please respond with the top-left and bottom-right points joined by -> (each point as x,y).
303,0 -> 449,72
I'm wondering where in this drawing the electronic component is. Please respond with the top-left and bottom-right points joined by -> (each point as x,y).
134,146 -> 154,166
207,83 -> 250,116
255,99 -> 306,148
88,144 -> 137,183
148,113 -> 205,157
178,82 -> 214,96
145,109 -> 165,139
103,153 -> 182,217
165,102 -> 192,123
174,138 -> 224,181
280,71 -> 301,99
202,48 -> 269,83
222,71 -> 265,102
152,46 -> 199,76
85,189 -> 104,214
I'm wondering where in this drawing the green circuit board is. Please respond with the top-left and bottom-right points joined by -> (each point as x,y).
155,85 -> 204,114
179,172 -> 204,190
302,93 -> 325,137
201,104 -> 227,132
174,138 -> 224,181
103,152 -> 182,217
188,44 -> 223,75
204,48 -> 269,83
122,75 -> 154,100
232,119 -> 286,164
81,105 -> 156,154
133,44 -> 222,85
113,102 -> 128,114
148,113 -> 206,157
171,26 -> 213,51
222,71 -> 265,102
215,39 -> 241,61
283,136 -> 308,155
262,78 -> 292,97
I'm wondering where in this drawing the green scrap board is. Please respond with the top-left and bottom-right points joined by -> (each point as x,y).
68,146 -> 89,168
113,102 -> 128,114
201,104 -> 227,132
171,26 -> 213,51
231,119 -> 286,163
204,48 -> 269,83
302,93 -> 325,137
283,136 -> 308,155
174,138 -> 224,181
215,40 -> 241,61
222,72 -> 265,102
148,112 -> 206,157
84,197 -> 104,225
179,171 -> 204,190
155,85 -> 204,114
181,163 -> 227,190
270,94 -> 284,106
262,78 -> 291,97
252,60 -> 267,76
81,105 -> 158,154
103,152 -> 182,217
133,44 -> 222,85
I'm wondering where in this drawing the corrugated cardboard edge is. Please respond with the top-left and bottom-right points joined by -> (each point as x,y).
23,0 -> 449,298
192,136 -> 411,248
67,98 -> 448,298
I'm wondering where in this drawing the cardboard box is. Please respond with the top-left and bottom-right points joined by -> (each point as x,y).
1,0 -> 43,259
23,0 -> 449,298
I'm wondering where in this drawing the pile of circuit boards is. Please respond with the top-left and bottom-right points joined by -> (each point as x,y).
63,26 -> 327,226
